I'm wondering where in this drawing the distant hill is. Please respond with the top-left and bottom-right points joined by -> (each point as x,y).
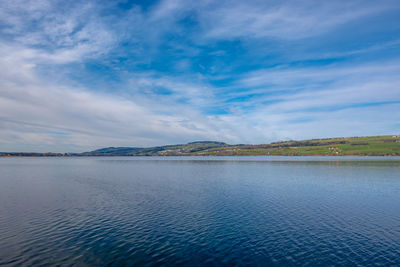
1,136 -> 400,156
81,135 -> 400,156
81,141 -> 227,156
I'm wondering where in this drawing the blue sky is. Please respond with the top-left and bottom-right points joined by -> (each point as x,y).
0,0 -> 400,152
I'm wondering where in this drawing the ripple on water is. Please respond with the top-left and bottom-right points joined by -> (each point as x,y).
0,157 -> 400,266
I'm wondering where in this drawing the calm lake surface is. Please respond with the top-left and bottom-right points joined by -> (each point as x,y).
1,156 -> 400,266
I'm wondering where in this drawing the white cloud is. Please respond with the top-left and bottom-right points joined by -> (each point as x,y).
1,43 -> 399,151
196,0 -> 399,40
0,0 -> 399,152
0,0 -> 115,64
0,43 -> 246,151
229,61 -> 400,101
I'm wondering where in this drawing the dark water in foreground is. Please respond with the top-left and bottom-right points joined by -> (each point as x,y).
1,157 -> 400,266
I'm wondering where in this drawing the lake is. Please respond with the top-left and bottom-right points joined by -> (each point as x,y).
1,156 -> 400,266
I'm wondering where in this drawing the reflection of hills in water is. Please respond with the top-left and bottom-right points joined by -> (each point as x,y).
97,156 -> 400,167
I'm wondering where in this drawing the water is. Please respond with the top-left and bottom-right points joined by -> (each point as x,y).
1,156 -> 400,266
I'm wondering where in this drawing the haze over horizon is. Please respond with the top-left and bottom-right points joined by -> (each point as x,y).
1,0 -> 400,152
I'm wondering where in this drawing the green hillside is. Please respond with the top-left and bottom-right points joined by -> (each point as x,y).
1,135 -> 399,156
82,141 -> 227,156
82,135 -> 400,156
194,135 -> 400,156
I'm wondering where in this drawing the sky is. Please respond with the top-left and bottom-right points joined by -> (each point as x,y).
0,0 -> 400,152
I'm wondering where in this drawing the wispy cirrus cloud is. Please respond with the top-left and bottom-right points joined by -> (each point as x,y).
0,45 -> 233,151
0,0 -> 115,64
0,0 -> 399,152
190,0 -> 399,42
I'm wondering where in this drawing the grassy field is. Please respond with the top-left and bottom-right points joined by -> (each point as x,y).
194,135 -> 400,156
2,135 -> 400,156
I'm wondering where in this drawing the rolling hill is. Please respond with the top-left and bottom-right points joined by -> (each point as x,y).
1,136 -> 400,156
81,135 -> 400,156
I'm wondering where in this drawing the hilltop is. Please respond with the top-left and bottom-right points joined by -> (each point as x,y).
81,141 -> 227,156
82,135 -> 400,156
1,136 -> 399,157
